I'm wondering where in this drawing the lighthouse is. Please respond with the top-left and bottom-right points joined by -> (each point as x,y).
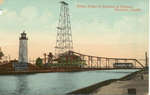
13,31 -> 28,71
19,31 -> 28,63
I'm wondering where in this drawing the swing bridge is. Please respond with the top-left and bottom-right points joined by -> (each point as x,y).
65,51 -> 145,69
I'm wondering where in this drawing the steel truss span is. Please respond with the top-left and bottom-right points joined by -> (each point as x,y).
67,51 -> 145,69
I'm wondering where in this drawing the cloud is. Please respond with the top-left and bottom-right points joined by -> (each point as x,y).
19,6 -> 54,29
113,14 -> 148,44
72,14 -> 148,44
0,6 -> 54,31
0,9 -> 3,15
21,6 -> 38,20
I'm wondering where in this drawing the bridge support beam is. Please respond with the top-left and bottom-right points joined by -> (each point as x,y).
96,57 -> 99,68
106,58 -> 108,68
91,56 -> 93,68
108,59 -> 110,69
88,56 -> 90,68
99,58 -> 101,69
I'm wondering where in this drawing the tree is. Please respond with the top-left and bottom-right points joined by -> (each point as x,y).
36,57 -> 43,67
0,51 -> 4,60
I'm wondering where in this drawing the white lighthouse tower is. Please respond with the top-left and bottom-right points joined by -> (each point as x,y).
19,31 -> 28,63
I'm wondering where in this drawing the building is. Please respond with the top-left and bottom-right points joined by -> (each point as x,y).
113,63 -> 134,68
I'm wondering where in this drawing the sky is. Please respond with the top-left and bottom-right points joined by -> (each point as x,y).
0,0 -> 149,60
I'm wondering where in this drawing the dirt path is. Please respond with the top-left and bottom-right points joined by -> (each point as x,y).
92,70 -> 148,95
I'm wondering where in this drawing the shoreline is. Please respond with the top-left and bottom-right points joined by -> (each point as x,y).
0,68 -> 140,75
67,69 -> 143,95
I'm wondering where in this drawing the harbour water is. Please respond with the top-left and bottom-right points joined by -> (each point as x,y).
0,69 -> 138,95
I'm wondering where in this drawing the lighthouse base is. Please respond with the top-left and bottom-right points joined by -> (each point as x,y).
13,62 -> 28,71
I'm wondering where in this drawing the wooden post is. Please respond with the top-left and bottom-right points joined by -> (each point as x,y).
43,53 -> 46,64
70,55 -> 72,64
66,56 -> 68,64
145,52 -> 148,68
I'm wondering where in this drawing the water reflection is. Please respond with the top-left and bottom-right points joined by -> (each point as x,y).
15,75 -> 29,95
56,73 -> 78,93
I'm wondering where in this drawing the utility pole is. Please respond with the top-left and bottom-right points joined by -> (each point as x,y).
55,1 -> 73,56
